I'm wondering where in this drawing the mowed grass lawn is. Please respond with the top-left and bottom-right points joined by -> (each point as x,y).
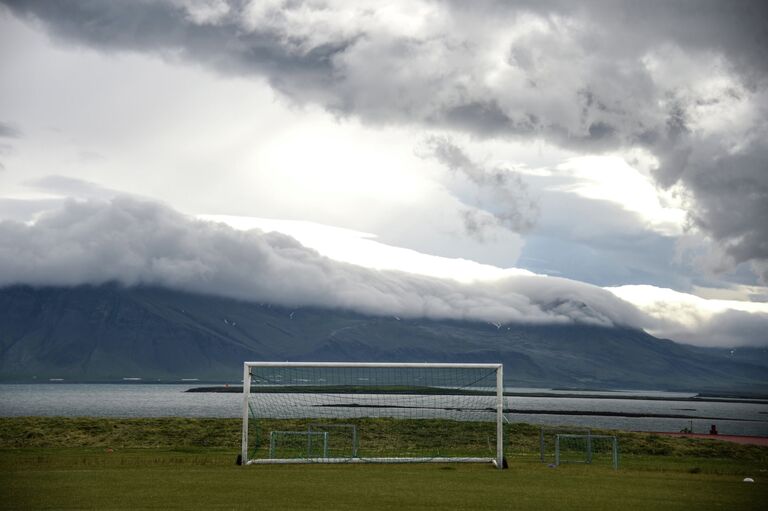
1,418 -> 766,510
2,449 -> 765,511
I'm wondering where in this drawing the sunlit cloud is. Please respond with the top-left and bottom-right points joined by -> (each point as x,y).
551,154 -> 687,236
199,214 -> 533,283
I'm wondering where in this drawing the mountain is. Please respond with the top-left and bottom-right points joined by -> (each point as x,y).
0,283 -> 766,392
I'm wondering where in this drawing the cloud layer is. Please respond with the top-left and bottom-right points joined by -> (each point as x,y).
4,0 -> 767,282
0,197 -> 645,327
1,197 -> 766,347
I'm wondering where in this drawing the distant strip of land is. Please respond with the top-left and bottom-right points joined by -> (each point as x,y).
504,409 -> 763,422
186,386 -> 768,405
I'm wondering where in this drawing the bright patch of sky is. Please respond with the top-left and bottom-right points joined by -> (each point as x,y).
200,214 -> 532,283
538,152 -> 687,235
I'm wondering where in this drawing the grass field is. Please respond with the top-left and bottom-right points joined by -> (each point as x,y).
1,418 -> 766,510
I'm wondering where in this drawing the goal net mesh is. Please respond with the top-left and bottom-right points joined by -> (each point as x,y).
244,364 -> 503,464
555,434 -> 619,470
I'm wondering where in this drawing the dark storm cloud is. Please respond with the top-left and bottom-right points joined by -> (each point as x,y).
650,129 -> 768,283
454,0 -> 768,79
604,0 -> 768,80
3,0 -> 767,278
2,0 -> 348,102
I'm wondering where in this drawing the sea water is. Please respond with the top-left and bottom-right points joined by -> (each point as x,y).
0,383 -> 766,436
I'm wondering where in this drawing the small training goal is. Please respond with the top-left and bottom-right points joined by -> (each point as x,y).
241,362 -> 506,468
539,426 -> 592,462
555,434 -> 619,470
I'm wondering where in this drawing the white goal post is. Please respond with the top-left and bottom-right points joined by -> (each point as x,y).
241,362 -> 505,469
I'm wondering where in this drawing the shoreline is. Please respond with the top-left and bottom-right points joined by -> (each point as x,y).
185,385 -> 768,405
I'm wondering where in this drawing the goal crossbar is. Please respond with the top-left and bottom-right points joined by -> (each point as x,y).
243,362 -> 504,369
247,456 -> 496,465
241,361 -> 505,469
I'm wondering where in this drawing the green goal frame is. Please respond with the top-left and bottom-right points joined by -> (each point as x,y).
554,434 -> 619,470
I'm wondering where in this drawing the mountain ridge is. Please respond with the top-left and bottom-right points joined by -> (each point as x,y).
0,283 -> 765,392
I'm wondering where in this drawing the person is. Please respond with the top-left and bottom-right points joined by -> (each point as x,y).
709,424 -> 718,435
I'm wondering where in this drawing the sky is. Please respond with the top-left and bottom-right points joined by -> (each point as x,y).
1,0 -> 767,348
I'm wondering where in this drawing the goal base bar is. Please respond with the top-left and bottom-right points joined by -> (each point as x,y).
246,456 -> 495,465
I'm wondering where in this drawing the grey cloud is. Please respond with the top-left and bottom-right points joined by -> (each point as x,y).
703,310 -> 768,348
609,0 -> 768,81
2,0 -> 346,102
658,308 -> 768,348
0,197 -> 64,222
459,209 -> 498,242
665,134 -> 768,283
457,0 -> 768,79
0,122 -> 21,168
752,262 -> 768,286
439,101 -> 535,138
423,136 -> 538,237
4,0 -> 768,279
4,0 -> 734,144
0,121 -> 22,138
0,197 -> 645,330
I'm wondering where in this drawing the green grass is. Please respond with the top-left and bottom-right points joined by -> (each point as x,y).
2,449 -> 765,511
1,418 -> 767,510
2,417 -> 766,461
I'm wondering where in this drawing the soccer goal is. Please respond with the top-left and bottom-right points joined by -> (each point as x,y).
241,362 -> 506,469
554,434 -> 619,470
539,426 -> 592,463
269,430 -> 329,459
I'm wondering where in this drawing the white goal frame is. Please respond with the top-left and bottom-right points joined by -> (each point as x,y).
241,361 -> 505,469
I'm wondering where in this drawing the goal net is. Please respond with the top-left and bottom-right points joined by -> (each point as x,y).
241,362 -> 505,468
554,434 -> 619,470
539,426 -> 592,462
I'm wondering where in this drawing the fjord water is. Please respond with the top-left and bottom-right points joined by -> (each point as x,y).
1,384 -> 766,436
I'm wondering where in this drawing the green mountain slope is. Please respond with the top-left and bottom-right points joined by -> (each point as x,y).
0,284 -> 765,391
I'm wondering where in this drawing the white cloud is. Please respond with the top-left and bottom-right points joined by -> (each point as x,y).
0,197 -> 643,328
553,154 -> 687,235
199,214 -> 532,283
607,285 -> 768,347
